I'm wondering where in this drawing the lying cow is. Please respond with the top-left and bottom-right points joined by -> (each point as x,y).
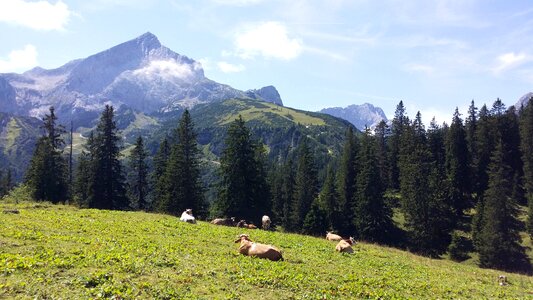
326,231 -> 343,241
236,220 -> 258,229
234,234 -> 283,261
335,237 -> 356,254
211,217 -> 236,226
179,209 -> 196,224
262,215 -> 271,230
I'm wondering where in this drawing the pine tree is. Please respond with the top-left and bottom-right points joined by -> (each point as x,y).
337,127 -> 358,234
389,101 -> 408,190
128,136 -> 149,210
466,100 -> 478,197
319,165 -> 340,231
374,120 -> 389,189
279,158 -> 296,230
74,150 -> 91,207
474,105 -> 494,199
291,137 -> 319,231
161,110 -> 206,216
86,105 -> 128,210
354,128 -> 392,242
400,114 -> 453,256
302,197 -> 328,236
214,116 -> 270,224
477,138 -> 530,273
520,98 -> 533,237
152,137 -> 170,211
25,107 -> 68,203
445,108 -> 471,218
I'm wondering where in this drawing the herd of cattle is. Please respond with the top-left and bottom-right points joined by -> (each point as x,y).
179,209 -> 356,261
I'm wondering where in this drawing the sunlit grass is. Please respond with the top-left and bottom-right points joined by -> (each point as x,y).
1,202 -> 532,299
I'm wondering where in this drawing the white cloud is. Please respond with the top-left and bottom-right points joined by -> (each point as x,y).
133,60 -> 201,80
0,0 -> 73,31
0,45 -> 38,72
234,21 -> 303,60
217,61 -> 246,73
492,52 -> 529,74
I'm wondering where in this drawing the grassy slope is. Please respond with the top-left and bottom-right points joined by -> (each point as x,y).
1,203 -> 532,299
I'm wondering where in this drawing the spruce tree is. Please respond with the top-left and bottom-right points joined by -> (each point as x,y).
400,114 -> 453,256
86,105 -> 128,210
161,110 -> 206,216
520,99 -> 533,237
374,120 -> 389,189
389,101 -> 408,190
474,105 -> 494,199
128,136 -> 149,210
302,197 -> 328,236
337,127 -> 358,234
214,116 -> 270,224
445,108 -> 471,218
152,137 -> 170,211
319,165 -> 340,231
25,107 -> 68,203
354,128 -> 392,242
477,138 -> 530,273
466,100 -> 478,196
279,158 -> 296,230
74,150 -> 91,207
291,137 -> 319,231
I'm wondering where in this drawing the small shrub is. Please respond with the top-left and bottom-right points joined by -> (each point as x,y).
1,184 -> 34,204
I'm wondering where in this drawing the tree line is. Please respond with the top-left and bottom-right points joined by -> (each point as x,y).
20,96 -> 533,274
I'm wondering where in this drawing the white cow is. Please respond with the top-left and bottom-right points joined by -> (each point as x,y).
180,209 -> 196,224
262,215 -> 271,230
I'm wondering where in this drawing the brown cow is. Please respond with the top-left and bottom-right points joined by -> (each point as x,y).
335,237 -> 356,253
326,231 -> 342,241
234,234 -> 283,261
211,217 -> 236,226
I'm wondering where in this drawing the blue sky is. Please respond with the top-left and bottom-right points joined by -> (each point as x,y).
1,0 -> 532,124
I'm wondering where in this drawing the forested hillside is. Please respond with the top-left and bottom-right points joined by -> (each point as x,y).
3,95 -> 533,274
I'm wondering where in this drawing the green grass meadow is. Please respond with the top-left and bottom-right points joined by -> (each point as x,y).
1,202 -> 532,299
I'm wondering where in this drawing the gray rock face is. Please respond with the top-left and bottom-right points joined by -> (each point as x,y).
245,85 -> 283,106
320,103 -> 388,130
0,32 -> 282,127
516,92 -> 533,109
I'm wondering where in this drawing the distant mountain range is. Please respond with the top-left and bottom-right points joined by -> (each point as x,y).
0,32 -> 282,128
319,103 -> 388,129
0,32 -> 356,180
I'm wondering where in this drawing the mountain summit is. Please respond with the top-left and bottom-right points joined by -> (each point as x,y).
0,32 -> 283,126
320,103 -> 388,130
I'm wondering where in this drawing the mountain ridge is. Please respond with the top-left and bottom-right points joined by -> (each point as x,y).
0,32 -> 283,127
319,103 -> 388,130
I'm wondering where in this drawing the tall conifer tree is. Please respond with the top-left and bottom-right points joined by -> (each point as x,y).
214,116 -> 270,224
86,105 -> 128,210
337,127 -> 358,234
445,108 -> 471,218
477,138 -> 530,273
25,107 -> 68,203
389,101 -> 408,190
292,137 -> 319,231
128,136 -> 149,210
520,99 -> 533,237
161,110 -> 206,216
354,128 -> 392,242
152,137 -> 170,211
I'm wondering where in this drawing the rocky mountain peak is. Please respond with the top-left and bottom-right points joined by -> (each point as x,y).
320,103 -> 387,130
245,85 -> 283,106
